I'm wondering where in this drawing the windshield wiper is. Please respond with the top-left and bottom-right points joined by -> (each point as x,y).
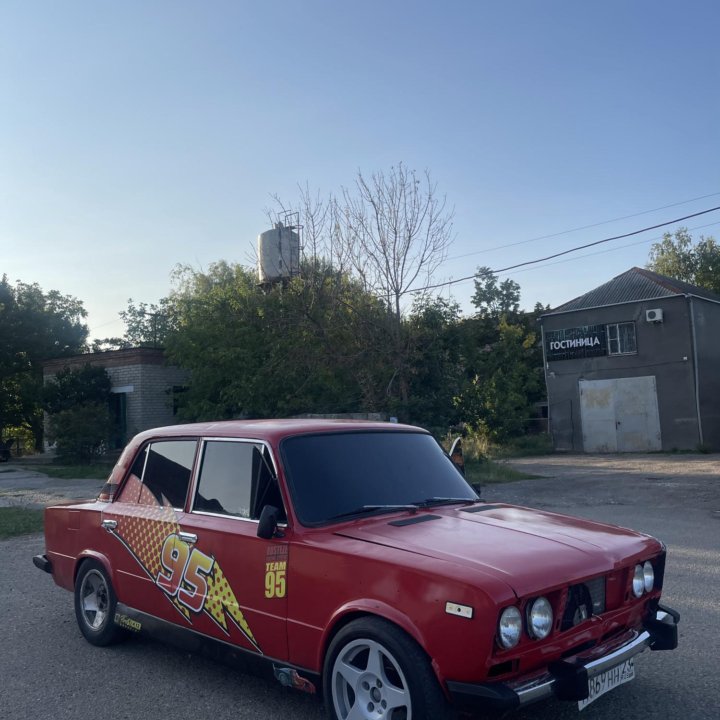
416,497 -> 478,508
328,504 -> 420,521
327,498 -> 477,522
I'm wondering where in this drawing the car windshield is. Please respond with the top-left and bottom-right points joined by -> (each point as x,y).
281,431 -> 478,526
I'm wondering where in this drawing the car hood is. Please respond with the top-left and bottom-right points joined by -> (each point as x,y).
334,503 -> 660,597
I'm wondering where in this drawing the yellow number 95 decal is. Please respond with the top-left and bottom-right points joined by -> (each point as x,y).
265,561 -> 287,598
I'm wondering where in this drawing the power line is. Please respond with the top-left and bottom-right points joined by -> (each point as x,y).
504,220 -> 720,277
493,206 -> 720,273
417,205 -> 720,294
447,191 -> 720,261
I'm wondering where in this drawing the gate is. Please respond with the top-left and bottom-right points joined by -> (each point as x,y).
579,377 -> 662,452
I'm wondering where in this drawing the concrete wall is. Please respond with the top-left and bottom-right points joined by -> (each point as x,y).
542,295 -> 701,451
691,297 -> 720,450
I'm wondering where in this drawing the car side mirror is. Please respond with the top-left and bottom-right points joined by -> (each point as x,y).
257,505 -> 281,539
449,437 -> 465,477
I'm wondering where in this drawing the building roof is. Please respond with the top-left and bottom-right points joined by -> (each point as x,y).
544,267 -> 720,316
43,346 -> 167,373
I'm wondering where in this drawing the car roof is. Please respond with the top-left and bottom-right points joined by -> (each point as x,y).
131,418 -> 426,445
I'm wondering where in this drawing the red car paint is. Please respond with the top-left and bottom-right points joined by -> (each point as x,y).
38,420 -> 677,715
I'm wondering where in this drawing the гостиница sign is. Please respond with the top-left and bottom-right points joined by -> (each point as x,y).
545,325 -> 607,361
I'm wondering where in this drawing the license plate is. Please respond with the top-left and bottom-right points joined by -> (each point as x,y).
578,658 -> 635,710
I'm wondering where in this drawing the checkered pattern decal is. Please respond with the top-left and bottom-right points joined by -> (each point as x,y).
107,474 -> 260,652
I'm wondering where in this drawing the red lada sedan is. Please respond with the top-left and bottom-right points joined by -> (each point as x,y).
34,420 -> 678,719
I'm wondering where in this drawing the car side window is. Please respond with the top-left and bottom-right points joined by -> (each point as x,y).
138,440 -> 197,509
115,445 -> 148,503
193,441 -> 285,521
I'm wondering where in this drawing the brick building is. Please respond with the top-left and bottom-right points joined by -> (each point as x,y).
43,348 -> 189,448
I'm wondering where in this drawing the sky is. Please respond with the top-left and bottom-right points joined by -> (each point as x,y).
1,1 -> 719,341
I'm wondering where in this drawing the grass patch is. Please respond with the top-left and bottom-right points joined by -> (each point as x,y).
465,458 -> 537,486
447,432 -> 555,463
0,507 -> 44,539
490,434 -> 555,459
38,464 -> 114,480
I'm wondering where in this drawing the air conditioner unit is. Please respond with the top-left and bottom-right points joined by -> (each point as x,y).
646,308 -> 664,323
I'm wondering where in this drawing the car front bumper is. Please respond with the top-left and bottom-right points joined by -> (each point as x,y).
446,604 -> 679,713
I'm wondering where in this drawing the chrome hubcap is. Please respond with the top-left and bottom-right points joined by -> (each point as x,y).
332,638 -> 411,720
80,570 -> 109,630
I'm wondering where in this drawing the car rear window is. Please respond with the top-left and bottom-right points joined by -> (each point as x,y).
140,440 -> 197,509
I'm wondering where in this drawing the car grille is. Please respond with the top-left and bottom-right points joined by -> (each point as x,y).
560,576 -> 606,631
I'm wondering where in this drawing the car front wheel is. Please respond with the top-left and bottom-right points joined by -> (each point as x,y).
323,617 -> 451,720
74,559 -> 126,646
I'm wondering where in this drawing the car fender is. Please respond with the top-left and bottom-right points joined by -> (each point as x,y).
74,550 -> 117,587
318,598 -> 429,669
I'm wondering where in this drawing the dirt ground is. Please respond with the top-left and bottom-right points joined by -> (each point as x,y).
0,464 -> 105,508
495,453 -> 720,513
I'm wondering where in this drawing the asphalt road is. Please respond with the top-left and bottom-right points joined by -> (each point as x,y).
1,455 -> 718,720
0,464 -> 105,508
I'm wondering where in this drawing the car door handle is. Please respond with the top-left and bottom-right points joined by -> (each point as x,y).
178,531 -> 197,544
101,519 -> 117,531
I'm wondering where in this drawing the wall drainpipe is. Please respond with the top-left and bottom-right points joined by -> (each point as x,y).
540,323 -> 551,440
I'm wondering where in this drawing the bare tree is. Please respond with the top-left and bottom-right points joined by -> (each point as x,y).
265,184 -> 345,274
338,164 -> 454,322
335,165 -> 454,403
268,164 -> 454,410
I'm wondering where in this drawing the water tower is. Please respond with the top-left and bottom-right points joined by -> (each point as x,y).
257,216 -> 301,285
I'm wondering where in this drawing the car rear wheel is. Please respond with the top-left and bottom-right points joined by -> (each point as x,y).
323,617 -> 451,720
74,560 -> 126,646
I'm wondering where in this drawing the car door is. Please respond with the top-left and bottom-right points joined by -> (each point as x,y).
100,438 -> 199,623
174,438 -> 290,660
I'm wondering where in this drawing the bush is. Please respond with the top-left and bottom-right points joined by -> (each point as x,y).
47,404 -> 113,462
448,428 -> 554,462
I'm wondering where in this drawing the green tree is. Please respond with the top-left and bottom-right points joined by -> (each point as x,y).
454,269 -> 545,441
404,296 -> 464,431
647,227 -> 720,294
92,298 -> 175,351
164,260 -> 390,421
43,365 -> 113,462
455,319 -> 543,442
119,298 -> 174,347
46,405 -> 113,462
471,266 -> 521,319
0,276 -> 88,449
43,365 -> 112,413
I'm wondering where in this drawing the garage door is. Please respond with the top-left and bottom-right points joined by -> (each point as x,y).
579,377 -> 662,452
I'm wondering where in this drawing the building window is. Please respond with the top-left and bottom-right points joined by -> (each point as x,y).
607,322 -> 637,355
109,392 -> 128,449
172,385 -> 188,416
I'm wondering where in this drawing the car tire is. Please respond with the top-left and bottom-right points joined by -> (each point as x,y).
323,616 -> 452,720
74,559 -> 126,646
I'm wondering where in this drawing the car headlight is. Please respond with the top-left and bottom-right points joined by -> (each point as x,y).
528,596 -> 553,639
632,564 -> 645,597
498,606 -> 522,649
643,561 -> 655,592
